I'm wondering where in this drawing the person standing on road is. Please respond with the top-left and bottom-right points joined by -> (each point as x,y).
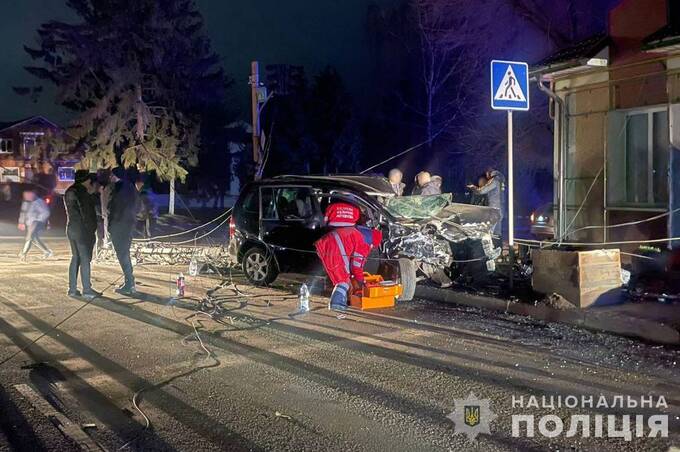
17,189 -> 52,261
108,167 -> 138,295
388,169 -> 405,196
64,171 -> 100,299
468,167 -> 506,236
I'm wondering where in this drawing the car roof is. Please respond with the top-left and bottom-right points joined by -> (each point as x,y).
251,175 -> 396,197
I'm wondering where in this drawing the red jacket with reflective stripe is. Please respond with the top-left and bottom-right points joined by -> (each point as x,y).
315,226 -> 379,286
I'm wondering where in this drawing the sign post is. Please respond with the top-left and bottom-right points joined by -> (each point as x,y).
507,110 -> 513,249
490,60 -> 529,291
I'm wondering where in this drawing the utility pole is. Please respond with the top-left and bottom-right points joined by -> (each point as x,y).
250,61 -> 262,178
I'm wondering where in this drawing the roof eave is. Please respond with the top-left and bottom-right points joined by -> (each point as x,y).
532,57 -> 608,80
0,116 -> 62,134
642,36 -> 680,53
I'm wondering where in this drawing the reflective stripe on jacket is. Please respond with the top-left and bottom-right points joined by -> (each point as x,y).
315,226 -> 379,286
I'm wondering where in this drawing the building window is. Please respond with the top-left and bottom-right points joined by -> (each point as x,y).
0,138 -> 13,154
57,166 -> 76,182
20,132 -> 44,157
611,109 -> 669,207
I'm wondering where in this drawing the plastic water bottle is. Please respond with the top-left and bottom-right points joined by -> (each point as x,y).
299,283 -> 310,312
188,258 -> 198,277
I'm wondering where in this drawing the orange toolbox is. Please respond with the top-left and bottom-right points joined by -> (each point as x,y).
349,274 -> 403,310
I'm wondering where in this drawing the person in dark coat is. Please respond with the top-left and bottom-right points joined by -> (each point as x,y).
469,175 -> 489,206
468,168 -> 506,236
412,171 -> 441,196
108,167 -> 139,294
64,171 -> 100,299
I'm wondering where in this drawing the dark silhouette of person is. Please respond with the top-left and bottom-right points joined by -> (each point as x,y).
64,171 -> 100,299
108,167 -> 139,295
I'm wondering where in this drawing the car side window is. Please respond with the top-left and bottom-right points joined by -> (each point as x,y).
262,187 -> 314,221
241,188 -> 258,214
261,188 -> 278,220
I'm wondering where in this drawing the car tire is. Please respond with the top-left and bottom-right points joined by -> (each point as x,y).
242,246 -> 278,286
397,258 -> 417,302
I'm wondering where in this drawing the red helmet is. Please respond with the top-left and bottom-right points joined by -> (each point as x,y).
325,203 -> 360,227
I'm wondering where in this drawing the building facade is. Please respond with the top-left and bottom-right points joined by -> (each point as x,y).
0,116 -> 80,197
535,0 -> 680,251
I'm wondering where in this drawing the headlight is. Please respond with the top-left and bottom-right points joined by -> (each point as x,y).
537,215 -> 545,222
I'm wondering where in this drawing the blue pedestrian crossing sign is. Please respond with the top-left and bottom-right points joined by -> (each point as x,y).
490,60 -> 529,111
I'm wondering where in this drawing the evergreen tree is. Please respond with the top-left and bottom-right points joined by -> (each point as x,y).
22,0 -> 229,181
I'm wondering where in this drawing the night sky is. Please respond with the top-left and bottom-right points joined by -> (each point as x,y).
0,0 -> 397,124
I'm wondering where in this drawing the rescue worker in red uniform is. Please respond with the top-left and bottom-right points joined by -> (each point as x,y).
315,203 -> 382,311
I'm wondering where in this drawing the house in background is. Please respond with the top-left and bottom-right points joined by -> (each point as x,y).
534,0 -> 680,253
0,116 -> 81,198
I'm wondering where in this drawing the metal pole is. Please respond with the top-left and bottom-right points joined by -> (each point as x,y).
535,79 -> 566,241
250,61 -> 261,170
508,110 -> 514,292
560,112 -> 567,238
603,120 -> 608,243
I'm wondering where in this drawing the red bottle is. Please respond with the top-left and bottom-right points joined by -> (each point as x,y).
176,272 -> 186,297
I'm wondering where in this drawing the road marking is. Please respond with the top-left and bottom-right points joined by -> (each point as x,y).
14,383 -> 107,451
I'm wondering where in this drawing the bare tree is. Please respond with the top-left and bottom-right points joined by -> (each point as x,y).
407,0 -> 484,147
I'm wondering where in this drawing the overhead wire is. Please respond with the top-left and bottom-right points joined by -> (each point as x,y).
133,208 -> 232,242
516,235 -> 680,247
359,114 -> 460,175
565,207 -> 680,236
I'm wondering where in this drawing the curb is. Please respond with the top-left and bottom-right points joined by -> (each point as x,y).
415,286 -> 680,345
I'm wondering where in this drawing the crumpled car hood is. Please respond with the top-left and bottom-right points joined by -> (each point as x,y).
382,195 -> 501,268
426,203 -> 501,242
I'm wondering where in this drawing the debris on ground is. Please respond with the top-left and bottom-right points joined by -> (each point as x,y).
620,269 -> 631,285
275,411 -> 293,420
543,293 -> 577,310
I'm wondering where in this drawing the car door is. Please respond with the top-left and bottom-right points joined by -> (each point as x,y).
259,185 -> 325,272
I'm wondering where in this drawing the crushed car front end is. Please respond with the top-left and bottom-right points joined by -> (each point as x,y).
380,194 -> 502,279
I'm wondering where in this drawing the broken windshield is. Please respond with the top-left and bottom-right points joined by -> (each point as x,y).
381,194 -> 453,219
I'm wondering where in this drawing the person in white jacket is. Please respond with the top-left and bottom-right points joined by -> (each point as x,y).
18,190 -> 52,260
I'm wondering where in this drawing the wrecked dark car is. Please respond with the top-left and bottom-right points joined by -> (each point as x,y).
227,175 -> 501,301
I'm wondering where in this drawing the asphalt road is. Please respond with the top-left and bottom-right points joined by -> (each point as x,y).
0,238 -> 679,451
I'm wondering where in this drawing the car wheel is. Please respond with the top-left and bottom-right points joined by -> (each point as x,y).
242,246 -> 278,286
397,258 -> 417,302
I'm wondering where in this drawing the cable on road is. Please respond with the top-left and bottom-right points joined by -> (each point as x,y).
118,274 -> 228,450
